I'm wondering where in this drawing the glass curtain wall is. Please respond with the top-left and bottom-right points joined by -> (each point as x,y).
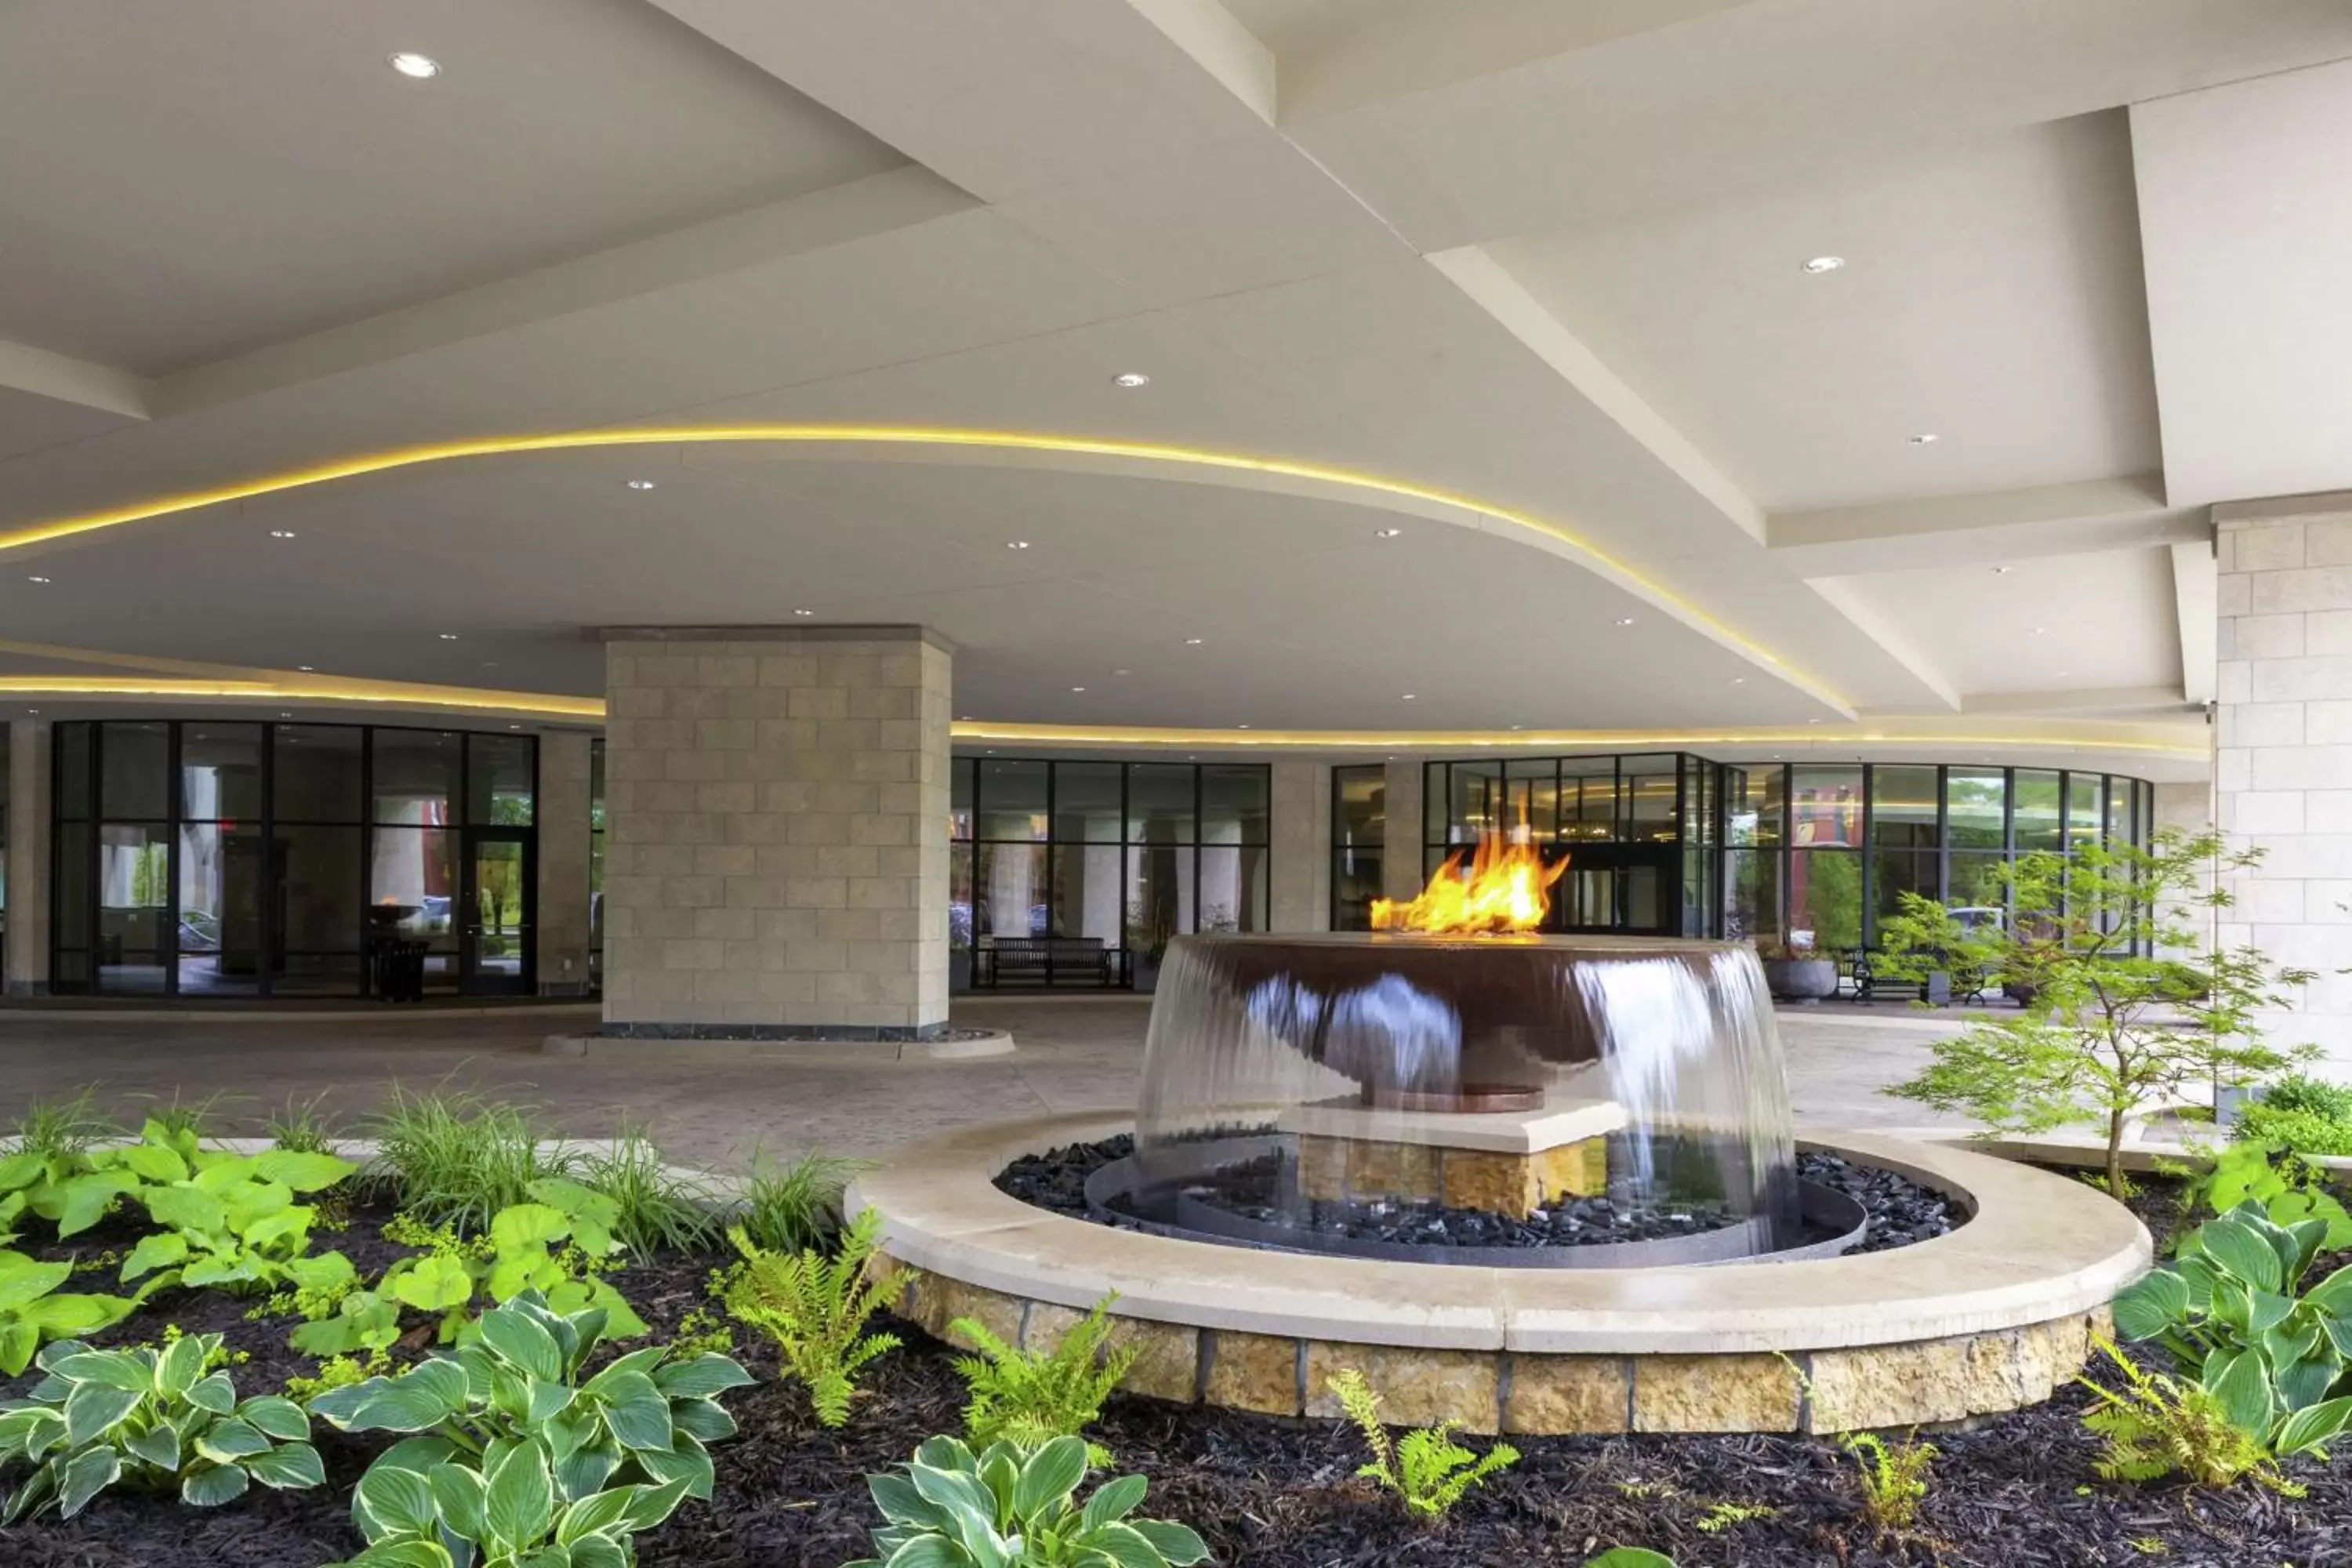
589,739 -> 606,989
49,721 -> 535,997
948,757 -> 1271,986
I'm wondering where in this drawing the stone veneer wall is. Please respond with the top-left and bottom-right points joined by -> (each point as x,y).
2214,496 -> 2352,1074
1381,757 -> 1425,905
600,626 -> 952,1037
1268,760 -> 1330,932
877,1258 -> 2109,1436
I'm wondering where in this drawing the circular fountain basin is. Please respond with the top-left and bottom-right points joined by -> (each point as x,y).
849,1111 -> 2151,1436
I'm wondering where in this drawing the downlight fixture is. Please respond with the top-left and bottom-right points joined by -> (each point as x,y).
388,53 -> 441,78
1801,256 -> 1845,274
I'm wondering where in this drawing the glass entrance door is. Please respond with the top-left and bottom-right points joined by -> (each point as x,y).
460,829 -> 533,994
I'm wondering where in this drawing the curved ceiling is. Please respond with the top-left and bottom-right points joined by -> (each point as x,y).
4,0 -> 2340,772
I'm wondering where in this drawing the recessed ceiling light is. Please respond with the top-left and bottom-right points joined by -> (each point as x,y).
1374,528 -> 1403,539
1908,433 -> 1940,445
280,711 -> 292,718
1807,717 -> 1822,724
1802,256 -> 1845,274
481,661 -> 499,668
1400,694 -> 1416,700
626,479 -> 656,492
1236,724 -> 1251,730
792,608 -> 815,617
27,575 -> 49,583
438,633 -> 459,641
1183,637 -> 1203,645
509,724 -> 522,730
1613,617 -> 1634,627
1007,540 -> 1031,550
2031,626 -> 2046,636
1112,372 -> 1151,389
388,52 -> 441,78
1510,725 -> 1525,731
1731,677 -> 1746,684
1113,668 -> 1130,676
297,665 -> 315,672
1991,565 -> 2013,575
269,529 -> 296,539
1071,686 -> 1087,693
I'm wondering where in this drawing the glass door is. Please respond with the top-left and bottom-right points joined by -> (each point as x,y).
460,828 -> 533,994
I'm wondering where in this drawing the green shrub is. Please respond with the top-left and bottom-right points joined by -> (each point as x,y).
2259,1073 -> 2352,1122
846,1434 -> 1208,1568
2183,1140 -> 2352,1247
1330,1367 -> 1519,1520
574,1121 -> 718,1256
732,1145 -> 863,1254
952,1293 -> 1134,1465
2110,1201 -> 2352,1461
310,1289 -> 752,1563
363,1086 -> 582,1235
2238,1103 -> 2352,1158
115,1137 -> 358,1296
265,1093 -> 343,1156
0,1330 -> 323,1521
288,1181 -> 648,1357
2078,1338 -> 2299,1492
718,1209 -> 898,1428
0,1249 -> 140,1374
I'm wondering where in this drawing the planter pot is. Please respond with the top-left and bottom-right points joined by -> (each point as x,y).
1762,957 -> 1838,1003
2004,981 -> 2039,1008
1922,970 -> 1952,1007
949,950 -> 972,994
2216,1083 -> 2257,1131
1131,956 -> 1160,994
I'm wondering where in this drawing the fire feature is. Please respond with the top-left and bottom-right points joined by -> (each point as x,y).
1370,823 -> 1567,934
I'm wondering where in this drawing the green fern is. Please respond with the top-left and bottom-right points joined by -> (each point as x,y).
1330,1367 -> 1519,1520
949,1292 -> 1135,1465
719,1207 -> 901,1428
1838,1429 -> 1936,1534
2076,1338 -> 2299,1495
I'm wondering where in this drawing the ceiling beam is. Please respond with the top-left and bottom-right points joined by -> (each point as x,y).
1767,474 -> 2200,575
1955,684 -> 2190,715
1124,0 -> 1275,124
1804,577 -> 1963,713
2172,536 -> 2217,706
0,339 -> 150,422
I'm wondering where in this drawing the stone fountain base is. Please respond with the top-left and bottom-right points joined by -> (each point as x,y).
848,1112 -> 2151,1435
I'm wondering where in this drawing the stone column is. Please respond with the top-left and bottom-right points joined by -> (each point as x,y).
1382,758 -> 1425,904
5,719 -> 51,996
1267,760 -> 1330,932
2215,495 -> 2352,1073
535,731 -> 594,997
600,626 -> 952,1038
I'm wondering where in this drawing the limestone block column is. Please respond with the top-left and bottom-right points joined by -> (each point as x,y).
5,719 -> 51,996
1268,760 -> 1330,932
2215,496 -> 2352,1073
535,731 -> 594,997
1382,758 -> 1425,904
600,626 -> 952,1038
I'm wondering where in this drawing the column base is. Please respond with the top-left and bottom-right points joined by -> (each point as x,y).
596,1020 -> 956,1043
2,981 -> 50,999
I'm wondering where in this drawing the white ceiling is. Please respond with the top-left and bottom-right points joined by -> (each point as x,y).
5,0 -> 2350,770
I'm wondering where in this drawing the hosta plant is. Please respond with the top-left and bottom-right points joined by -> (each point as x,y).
847,1434 -> 1209,1568
0,1248 -> 139,1375
291,1182 -> 648,1357
1330,1367 -> 1519,1519
2109,1200 -> 2352,1460
2077,1338 -> 2298,1493
0,1331 -> 324,1521
328,1439 -> 695,1568
116,1135 -> 359,1295
718,1208 -> 898,1428
310,1290 -> 752,1524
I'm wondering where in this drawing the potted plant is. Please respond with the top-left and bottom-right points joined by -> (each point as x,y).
1127,925 -> 1171,993
1757,942 -> 1838,1003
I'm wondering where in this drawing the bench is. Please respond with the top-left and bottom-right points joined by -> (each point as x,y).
973,936 -> 1123,989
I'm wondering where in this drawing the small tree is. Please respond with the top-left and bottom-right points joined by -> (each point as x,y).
1875,826 -> 2316,1199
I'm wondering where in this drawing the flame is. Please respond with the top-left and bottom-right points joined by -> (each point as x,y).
1371,824 -> 1568,935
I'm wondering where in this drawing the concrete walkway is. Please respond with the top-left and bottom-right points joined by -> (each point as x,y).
0,996 -> 1968,1171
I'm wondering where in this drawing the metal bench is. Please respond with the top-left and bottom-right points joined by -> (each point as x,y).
973,936 -> 1123,989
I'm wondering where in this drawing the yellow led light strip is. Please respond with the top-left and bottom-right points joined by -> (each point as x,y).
0,423 -> 1848,707
0,677 -> 602,720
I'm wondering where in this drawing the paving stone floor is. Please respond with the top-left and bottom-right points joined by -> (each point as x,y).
0,996 -> 1967,1171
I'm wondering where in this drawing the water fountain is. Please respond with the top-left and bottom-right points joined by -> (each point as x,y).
851,830 -> 2151,1436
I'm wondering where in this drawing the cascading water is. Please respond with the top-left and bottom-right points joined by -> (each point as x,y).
1120,933 -> 1816,1266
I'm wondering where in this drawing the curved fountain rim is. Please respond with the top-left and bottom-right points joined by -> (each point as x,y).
847,1110 -> 2152,1356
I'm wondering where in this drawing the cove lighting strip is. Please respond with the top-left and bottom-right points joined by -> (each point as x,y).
0,424 -> 1847,706
0,677 -> 603,719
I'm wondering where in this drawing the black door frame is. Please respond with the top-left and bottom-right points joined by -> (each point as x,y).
458,825 -> 535,996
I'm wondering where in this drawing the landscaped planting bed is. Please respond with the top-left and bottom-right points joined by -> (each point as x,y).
4,1094 -> 2350,1568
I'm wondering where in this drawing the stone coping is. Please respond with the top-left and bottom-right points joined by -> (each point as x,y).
848,1111 -> 2151,1356
540,1029 -> 1014,1064
1275,1095 -> 1624,1154
1900,1124 -> 2352,1178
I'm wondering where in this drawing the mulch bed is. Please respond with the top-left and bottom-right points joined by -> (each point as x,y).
6,1189 -> 2349,1568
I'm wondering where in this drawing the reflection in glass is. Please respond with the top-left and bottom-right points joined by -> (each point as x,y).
470,838 -> 528,977
1446,761 -> 1502,842
1051,763 -> 1122,843
1127,764 -> 1195,844
466,735 -> 535,826
180,724 -> 262,823
1870,849 -> 1936,942
373,731 -> 459,826
949,844 -> 975,951
1561,759 -> 1616,842
1333,765 -> 1384,848
177,823 -> 262,995
2014,770 -> 2063,852
275,726 -> 362,822
1946,768 -> 2006,850
1724,848 -> 1780,943
978,760 -> 1048,841
1871,765 -> 1937,848
1949,851 -> 2009,910
97,822 -> 170,993
1126,844 -> 1194,953
1504,758 -> 1559,840
278,826 -> 364,958
56,722 -> 93,820
370,827 -> 456,975
1196,845 -> 1266,932
1788,849 -> 1862,950
1620,754 -> 1678,840
1725,764 -> 1784,847
101,722 -> 170,820
1790,766 -> 1862,848
976,843 -> 1048,938
949,757 -> 974,842
1332,848 -> 1382,931
2067,774 -> 2102,848
1201,766 -> 1269,844
1051,844 -> 1123,942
